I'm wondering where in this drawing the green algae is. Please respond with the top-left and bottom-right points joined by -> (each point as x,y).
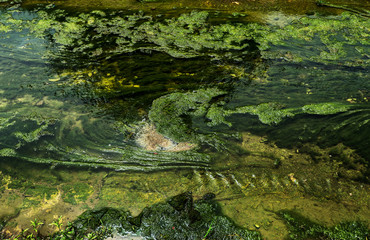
46,193 -> 370,240
0,139 -> 369,239
0,109 -> 211,171
0,4 -> 369,240
0,113 -> 57,150
301,102 -> 351,115
53,192 -> 262,240
149,87 -> 353,143
61,183 -> 92,205
0,148 -> 16,157
256,12 -> 370,67
279,210 -> 369,240
0,6 -> 369,168
148,88 -> 227,142
1,9 -> 260,111
15,9 -> 259,61
231,102 -> 296,125
0,7 -> 368,68
24,185 -> 58,201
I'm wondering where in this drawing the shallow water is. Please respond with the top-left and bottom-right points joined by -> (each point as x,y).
0,0 -> 369,239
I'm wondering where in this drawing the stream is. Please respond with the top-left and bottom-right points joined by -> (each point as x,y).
0,0 -> 369,239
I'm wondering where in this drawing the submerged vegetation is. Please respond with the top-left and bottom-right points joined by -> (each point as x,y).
280,210 -> 369,240
0,193 -> 262,240
0,3 -> 368,170
1,193 -> 368,240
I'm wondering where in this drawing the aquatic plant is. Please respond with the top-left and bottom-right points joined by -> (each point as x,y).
4,194 -> 368,239
30,218 -> 43,237
50,216 -> 63,232
279,210 -> 369,240
316,0 -> 370,17
256,12 -> 370,67
148,88 -> 227,142
22,10 -> 260,60
0,5 -> 369,169
149,87 -> 353,141
52,192 -> 262,240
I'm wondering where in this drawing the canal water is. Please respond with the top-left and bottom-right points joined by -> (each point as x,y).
0,0 -> 369,239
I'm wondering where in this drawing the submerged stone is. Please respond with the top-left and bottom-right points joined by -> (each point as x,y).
135,123 -> 196,152
54,192 -> 262,240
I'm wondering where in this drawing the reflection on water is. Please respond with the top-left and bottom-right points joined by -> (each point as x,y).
0,0 -> 369,239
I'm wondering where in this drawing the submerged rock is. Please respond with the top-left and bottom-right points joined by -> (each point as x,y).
136,124 -> 195,152
49,193 -> 369,239
55,192 -> 262,240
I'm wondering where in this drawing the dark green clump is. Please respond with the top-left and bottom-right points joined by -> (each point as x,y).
55,192 -> 262,240
280,210 -> 369,240
148,88 -> 227,142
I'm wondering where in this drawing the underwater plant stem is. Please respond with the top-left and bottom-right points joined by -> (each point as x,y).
202,220 -> 214,240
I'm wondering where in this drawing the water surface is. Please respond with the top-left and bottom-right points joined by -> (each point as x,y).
0,0 -> 369,239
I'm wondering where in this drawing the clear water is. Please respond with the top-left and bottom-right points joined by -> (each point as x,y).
0,0 -> 369,239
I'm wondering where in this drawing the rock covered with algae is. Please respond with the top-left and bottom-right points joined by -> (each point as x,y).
52,192 -> 262,240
